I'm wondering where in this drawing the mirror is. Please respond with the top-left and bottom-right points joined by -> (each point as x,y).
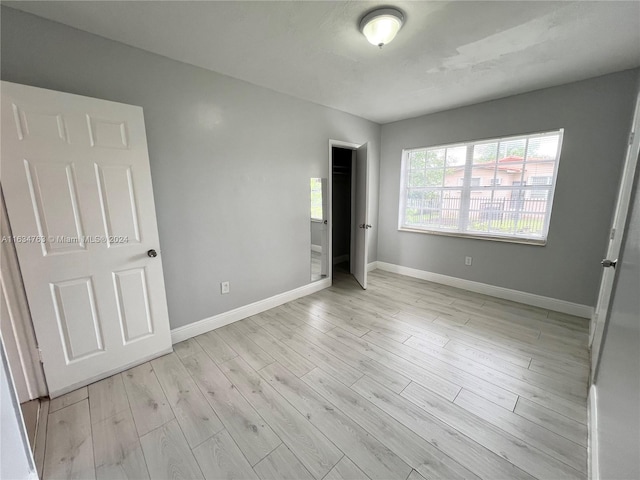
310,178 -> 328,282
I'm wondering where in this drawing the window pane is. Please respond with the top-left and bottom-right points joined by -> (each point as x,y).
444,146 -> 466,189
425,149 -> 446,168
404,189 -> 443,227
467,190 -> 494,233
409,171 -> 427,187
470,166 -> 496,186
442,192 -> 462,212
446,146 -> 466,167
444,168 -> 464,187
500,162 -> 526,185
524,161 -> 555,180
498,138 -> 526,160
425,168 -> 446,187
514,213 -> 546,237
439,210 -> 461,230
409,150 -> 426,170
473,142 -> 498,164
526,134 -> 560,160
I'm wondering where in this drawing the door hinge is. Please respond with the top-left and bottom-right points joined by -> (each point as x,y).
630,131 -> 635,145
37,348 -> 44,364
610,228 -> 616,240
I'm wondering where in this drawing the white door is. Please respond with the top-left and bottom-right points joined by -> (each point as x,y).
590,92 -> 640,382
1,81 -> 172,397
591,171 -> 640,478
353,143 -> 369,289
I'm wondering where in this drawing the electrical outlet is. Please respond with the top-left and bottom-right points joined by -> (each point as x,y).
465,256 -> 472,266
221,281 -> 230,294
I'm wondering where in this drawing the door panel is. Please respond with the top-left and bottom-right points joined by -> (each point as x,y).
353,143 -> 369,289
14,106 -> 69,143
113,267 -> 154,343
26,160 -> 86,254
87,116 -> 129,149
95,164 -> 141,243
51,277 -> 104,361
1,81 -> 172,397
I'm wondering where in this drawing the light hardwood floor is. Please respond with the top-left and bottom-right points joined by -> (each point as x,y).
36,270 -> 589,479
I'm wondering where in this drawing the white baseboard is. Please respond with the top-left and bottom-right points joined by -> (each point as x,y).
171,278 -> 331,344
588,385 -> 599,480
311,244 -> 322,253
367,261 -> 378,272
374,261 -> 592,318
333,254 -> 349,265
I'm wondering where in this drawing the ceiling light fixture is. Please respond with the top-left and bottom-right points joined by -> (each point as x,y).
359,7 -> 404,48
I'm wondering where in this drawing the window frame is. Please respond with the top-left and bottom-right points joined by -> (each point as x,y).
397,130 -> 564,245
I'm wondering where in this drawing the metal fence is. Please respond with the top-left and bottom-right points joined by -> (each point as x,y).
406,195 -> 548,234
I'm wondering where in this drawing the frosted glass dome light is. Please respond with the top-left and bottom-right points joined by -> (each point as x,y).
360,8 -> 404,48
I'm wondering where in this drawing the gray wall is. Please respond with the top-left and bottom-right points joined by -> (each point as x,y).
378,70 -> 639,306
1,7 -> 381,329
595,168 -> 640,480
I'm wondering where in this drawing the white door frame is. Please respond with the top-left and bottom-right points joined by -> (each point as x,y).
0,187 -> 48,401
328,139 -> 362,283
590,89 -> 640,383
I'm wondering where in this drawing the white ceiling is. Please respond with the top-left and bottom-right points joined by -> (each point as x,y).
6,1 -> 640,123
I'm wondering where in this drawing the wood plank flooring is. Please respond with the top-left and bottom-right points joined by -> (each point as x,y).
38,270 -> 589,479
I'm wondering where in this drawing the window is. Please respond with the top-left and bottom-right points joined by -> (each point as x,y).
398,130 -> 563,244
530,176 -> 553,200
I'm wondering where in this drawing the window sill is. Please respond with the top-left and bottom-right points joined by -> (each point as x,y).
311,218 -> 324,223
398,227 -> 547,246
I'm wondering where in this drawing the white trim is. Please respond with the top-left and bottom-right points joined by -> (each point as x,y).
311,244 -> 322,253
171,279 -> 331,344
329,139 -> 363,283
588,384 -> 599,480
374,261 -> 592,318
367,261 -> 378,272
0,336 -> 38,479
330,139 -> 361,150
0,188 -> 48,401
333,254 -> 349,265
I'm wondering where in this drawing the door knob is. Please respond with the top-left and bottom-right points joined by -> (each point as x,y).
365,224 -> 372,229
601,258 -> 617,268
147,249 -> 158,258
